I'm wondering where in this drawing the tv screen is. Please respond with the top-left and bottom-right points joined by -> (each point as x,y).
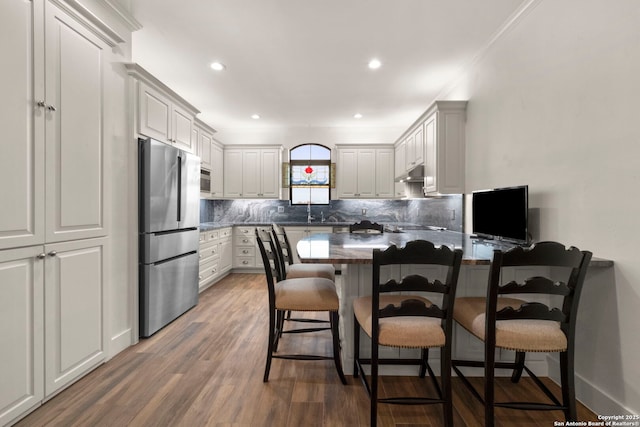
472,185 -> 529,243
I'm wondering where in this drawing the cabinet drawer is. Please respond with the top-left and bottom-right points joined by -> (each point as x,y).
235,235 -> 256,247
199,232 -> 207,243
219,228 -> 232,239
235,226 -> 254,236
206,230 -> 220,241
199,243 -> 220,264
235,257 -> 255,268
235,247 -> 255,257
199,259 -> 219,286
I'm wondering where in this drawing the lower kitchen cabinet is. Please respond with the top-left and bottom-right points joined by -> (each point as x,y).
0,237 -> 107,426
233,226 -> 257,269
198,228 -> 232,291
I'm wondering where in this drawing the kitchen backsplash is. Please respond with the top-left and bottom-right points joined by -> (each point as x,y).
200,196 -> 463,231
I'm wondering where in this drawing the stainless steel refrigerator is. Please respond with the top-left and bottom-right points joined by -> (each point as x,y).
139,137 -> 200,337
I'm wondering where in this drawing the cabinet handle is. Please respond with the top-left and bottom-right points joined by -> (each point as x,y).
199,275 -> 202,280
47,105 -> 57,112
48,251 -> 57,257
37,100 -> 46,108
242,229 -> 249,233
242,249 -> 249,254
199,254 -> 202,259
242,239 -> 249,243
37,253 -> 46,260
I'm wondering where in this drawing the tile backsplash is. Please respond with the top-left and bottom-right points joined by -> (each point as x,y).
200,196 -> 463,231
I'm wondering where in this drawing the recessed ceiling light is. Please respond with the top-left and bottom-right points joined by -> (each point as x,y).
251,114 -> 260,119
354,113 -> 363,119
368,58 -> 382,69
210,62 -> 226,71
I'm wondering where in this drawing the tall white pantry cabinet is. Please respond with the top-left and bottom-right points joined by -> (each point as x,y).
0,0 -> 128,425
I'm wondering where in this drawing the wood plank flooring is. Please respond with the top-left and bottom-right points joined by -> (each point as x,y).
14,273 -> 596,426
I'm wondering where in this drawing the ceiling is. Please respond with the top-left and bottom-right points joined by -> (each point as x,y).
130,0 -> 527,133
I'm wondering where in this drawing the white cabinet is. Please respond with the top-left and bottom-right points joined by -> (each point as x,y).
423,101 -> 467,194
195,120 -> 214,170
126,64 -> 200,154
44,238 -> 107,396
374,148 -> 395,198
283,226 -> 333,264
0,238 -> 106,426
394,141 -> 406,180
198,227 -> 232,291
336,146 -> 394,199
233,226 -> 258,268
1,0 -> 124,423
223,146 -> 282,198
0,246 -> 44,426
210,141 -> 224,197
1,0 -> 108,250
405,126 -> 424,171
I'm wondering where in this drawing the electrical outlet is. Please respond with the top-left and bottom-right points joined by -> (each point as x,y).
277,206 -> 284,213
362,208 -> 367,216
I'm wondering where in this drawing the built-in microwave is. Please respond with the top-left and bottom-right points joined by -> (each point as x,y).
200,169 -> 211,193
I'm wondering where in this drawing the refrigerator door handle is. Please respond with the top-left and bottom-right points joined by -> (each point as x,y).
177,155 -> 183,222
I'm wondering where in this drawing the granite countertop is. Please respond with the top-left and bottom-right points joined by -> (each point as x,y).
295,230 -> 614,267
199,221 -> 429,232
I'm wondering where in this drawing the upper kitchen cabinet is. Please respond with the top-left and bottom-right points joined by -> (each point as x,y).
223,146 -> 282,198
423,101 -> 467,194
125,63 -> 200,154
406,125 -> 424,170
336,145 -> 394,199
210,140 -> 224,198
194,118 -> 216,170
1,0 -> 120,250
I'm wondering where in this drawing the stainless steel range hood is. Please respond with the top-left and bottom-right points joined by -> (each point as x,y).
395,164 -> 424,182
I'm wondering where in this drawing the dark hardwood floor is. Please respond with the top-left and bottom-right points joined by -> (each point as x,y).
15,273 -> 596,426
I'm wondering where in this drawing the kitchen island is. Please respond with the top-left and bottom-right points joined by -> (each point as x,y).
297,231 -> 612,375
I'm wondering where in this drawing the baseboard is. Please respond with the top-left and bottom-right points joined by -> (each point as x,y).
109,328 -> 132,360
547,354 -> 632,415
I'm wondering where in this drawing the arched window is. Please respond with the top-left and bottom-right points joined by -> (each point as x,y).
289,144 -> 331,205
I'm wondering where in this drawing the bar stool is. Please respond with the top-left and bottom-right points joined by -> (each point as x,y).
353,240 -> 463,427
255,228 -> 347,384
452,241 -> 592,426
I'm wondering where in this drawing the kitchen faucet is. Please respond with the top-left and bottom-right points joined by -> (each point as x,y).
307,202 -> 314,224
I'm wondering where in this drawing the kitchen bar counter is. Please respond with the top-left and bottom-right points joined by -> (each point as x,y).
297,231 -> 612,375
296,230 -> 613,267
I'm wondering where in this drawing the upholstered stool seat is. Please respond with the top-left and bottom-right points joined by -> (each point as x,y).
454,296 -> 567,352
275,277 -> 338,311
353,295 -> 445,348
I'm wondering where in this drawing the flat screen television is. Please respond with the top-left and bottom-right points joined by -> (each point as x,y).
471,185 -> 529,243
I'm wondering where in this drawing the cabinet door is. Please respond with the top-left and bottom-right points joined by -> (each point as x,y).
394,142 -> 405,180
356,149 -> 375,197
45,2 -> 107,242
223,149 -> 243,197
210,143 -> 224,197
0,0 -> 45,250
337,149 -> 358,198
413,126 -> 424,165
374,149 -> 394,198
200,131 -> 213,170
260,149 -> 279,198
241,149 -> 261,197
423,114 -> 437,194
404,135 -> 415,172
44,238 -> 106,397
219,236 -> 233,273
138,82 -> 171,142
171,104 -> 194,153
0,246 -> 44,427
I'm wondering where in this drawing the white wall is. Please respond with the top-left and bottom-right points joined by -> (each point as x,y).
447,0 -> 640,415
